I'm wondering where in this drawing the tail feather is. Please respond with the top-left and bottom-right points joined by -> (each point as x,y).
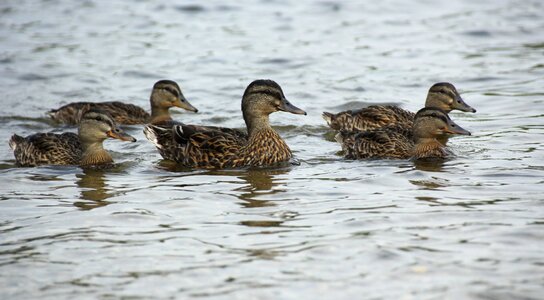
9,134 -> 25,151
334,131 -> 344,144
322,112 -> 334,126
143,125 -> 163,149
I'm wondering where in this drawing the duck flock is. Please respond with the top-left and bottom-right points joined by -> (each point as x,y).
9,79 -> 475,169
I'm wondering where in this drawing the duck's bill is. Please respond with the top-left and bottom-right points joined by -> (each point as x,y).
444,122 -> 471,136
279,99 -> 307,115
107,130 -> 137,142
453,95 -> 477,113
174,97 -> 199,113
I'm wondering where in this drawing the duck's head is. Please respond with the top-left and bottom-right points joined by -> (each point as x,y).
241,79 -> 306,124
413,107 -> 471,140
79,110 -> 137,144
425,82 -> 476,113
150,80 -> 198,113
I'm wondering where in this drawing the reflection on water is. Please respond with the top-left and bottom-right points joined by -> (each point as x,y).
73,169 -> 112,210
234,168 -> 289,208
412,158 -> 447,172
0,0 -> 543,299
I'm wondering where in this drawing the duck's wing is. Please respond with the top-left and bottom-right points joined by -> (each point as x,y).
49,101 -> 149,125
10,132 -> 81,166
323,105 -> 415,131
98,101 -> 149,125
336,126 -> 412,159
171,124 -> 246,168
143,120 -> 184,161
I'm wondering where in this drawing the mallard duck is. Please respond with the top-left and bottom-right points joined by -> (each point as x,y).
9,110 -> 136,167
48,80 -> 198,125
322,82 -> 476,131
336,107 -> 471,160
144,79 -> 306,168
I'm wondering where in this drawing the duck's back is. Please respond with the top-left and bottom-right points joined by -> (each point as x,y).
150,125 -> 291,168
144,122 -> 248,167
336,125 -> 414,159
9,132 -> 82,166
49,101 -> 149,125
323,105 -> 415,131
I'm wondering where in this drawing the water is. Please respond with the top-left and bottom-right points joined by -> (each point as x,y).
1,0 -> 543,299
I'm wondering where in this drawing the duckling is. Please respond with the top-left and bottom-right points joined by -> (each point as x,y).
336,107 -> 471,160
48,80 -> 198,125
323,82 -> 476,132
144,79 -> 306,168
9,110 -> 136,167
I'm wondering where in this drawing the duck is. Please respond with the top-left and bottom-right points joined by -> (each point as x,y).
335,107 -> 471,160
322,82 -> 476,132
144,79 -> 306,169
9,110 -> 136,167
47,80 -> 198,125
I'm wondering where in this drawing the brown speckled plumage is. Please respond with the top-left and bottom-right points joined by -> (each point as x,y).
144,79 -> 306,169
48,101 -> 149,125
144,121 -> 248,161
336,107 -> 471,160
324,105 -> 415,131
48,80 -> 197,125
323,82 -> 476,132
10,111 -> 136,167
9,132 -> 84,166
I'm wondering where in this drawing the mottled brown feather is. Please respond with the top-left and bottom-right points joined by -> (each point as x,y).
323,105 -> 415,131
48,101 -> 149,125
10,132 -> 83,166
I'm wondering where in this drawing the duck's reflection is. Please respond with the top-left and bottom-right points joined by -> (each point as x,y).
235,168 -> 290,209
412,158 -> 447,172
73,168 -> 113,210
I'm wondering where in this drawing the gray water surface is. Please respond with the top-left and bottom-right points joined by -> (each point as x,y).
1,0 -> 543,299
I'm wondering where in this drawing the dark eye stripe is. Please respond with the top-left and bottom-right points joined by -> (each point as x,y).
249,89 -> 282,99
164,87 -> 180,97
435,89 -> 456,98
431,113 -> 449,124
87,114 -> 113,127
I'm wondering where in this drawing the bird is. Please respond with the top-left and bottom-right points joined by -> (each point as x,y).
9,110 -> 136,167
144,79 -> 306,169
47,80 -> 198,125
322,82 -> 476,132
335,107 -> 471,160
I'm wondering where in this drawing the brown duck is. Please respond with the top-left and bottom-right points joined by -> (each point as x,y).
144,79 -> 306,168
48,80 -> 198,125
336,107 -> 471,160
323,82 -> 476,132
9,110 -> 136,167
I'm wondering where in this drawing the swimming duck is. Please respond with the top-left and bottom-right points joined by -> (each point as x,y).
144,79 -> 306,168
322,82 -> 476,132
336,107 -> 471,160
48,80 -> 198,125
9,110 -> 136,167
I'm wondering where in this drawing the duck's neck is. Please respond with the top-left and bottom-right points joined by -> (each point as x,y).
436,134 -> 449,146
149,105 -> 172,124
80,141 -> 113,166
245,113 -> 272,137
241,113 -> 292,165
411,138 -> 447,159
